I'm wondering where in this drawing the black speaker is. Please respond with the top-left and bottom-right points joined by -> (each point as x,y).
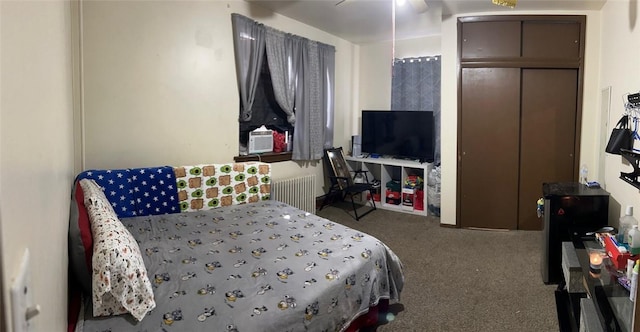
352,135 -> 361,157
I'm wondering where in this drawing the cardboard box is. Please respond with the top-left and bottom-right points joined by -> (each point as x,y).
386,189 -> 401,205
603,235 -> 636,270
402,188 -> 415,210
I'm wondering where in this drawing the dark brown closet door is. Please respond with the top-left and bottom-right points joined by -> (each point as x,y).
522,22 -> 581,59
518,69 -> 578,230
461,21 -> 521,59
459,68 -> 520,230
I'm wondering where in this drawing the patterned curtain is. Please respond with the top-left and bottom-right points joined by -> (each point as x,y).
391,56 -> 441,164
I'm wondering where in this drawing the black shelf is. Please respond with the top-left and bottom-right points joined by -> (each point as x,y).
620,149 -> 640,190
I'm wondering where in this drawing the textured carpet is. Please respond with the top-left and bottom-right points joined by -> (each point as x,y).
315,203 -> 559,332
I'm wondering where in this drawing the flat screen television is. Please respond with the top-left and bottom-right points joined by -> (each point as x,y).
361,110 -> 434,162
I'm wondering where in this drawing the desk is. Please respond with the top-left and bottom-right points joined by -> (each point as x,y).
561,240 -> 634,331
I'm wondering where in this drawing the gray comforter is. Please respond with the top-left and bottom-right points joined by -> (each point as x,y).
77,201 -> 404,332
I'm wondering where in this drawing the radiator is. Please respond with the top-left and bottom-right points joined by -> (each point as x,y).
271,174 -> 316,213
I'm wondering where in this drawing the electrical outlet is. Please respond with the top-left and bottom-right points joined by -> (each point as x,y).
10,249 -> 39,332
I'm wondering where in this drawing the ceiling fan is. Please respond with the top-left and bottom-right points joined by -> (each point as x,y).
335,0 -> 429,14
492,0 -> 517,8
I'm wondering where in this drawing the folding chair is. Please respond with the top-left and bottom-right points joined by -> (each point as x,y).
320,147 -> 376,220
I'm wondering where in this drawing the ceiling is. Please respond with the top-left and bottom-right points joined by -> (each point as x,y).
247,0 -> 607,44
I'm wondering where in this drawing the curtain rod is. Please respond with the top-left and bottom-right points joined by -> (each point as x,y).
231,13 -> 335,51
393,55 -> 441,63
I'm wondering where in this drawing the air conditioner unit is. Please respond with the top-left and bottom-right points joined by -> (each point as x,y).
249,129 -> 273,154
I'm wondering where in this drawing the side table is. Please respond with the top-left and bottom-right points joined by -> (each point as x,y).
559,240 -> 634,331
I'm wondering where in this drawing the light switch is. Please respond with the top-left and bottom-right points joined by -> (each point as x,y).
10,249 -> 39,332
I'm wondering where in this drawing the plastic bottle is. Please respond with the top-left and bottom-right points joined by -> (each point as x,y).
619,206 -> 638,244
631,260 -> 640,302
630,225 -> 640,255
287,134 -> 293,152
580,164 -> 588,184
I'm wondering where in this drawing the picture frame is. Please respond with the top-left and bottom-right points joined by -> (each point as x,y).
325,148 -> 351,190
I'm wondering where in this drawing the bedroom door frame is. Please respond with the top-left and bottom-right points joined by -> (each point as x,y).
0,211 -> 5,332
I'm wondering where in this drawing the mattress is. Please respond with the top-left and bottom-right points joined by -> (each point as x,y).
75,201 -> 404,331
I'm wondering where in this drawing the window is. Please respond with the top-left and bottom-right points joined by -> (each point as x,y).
231,14 -> 335,161
238,52 -> 294,155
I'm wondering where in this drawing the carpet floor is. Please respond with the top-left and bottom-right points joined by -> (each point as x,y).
315,203 -> 559,332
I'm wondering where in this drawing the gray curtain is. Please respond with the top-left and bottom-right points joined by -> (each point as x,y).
232,14 -> 335,161
293,43 -> 310,161
231,13 -> 266,122
320,43 -> 335,151
391,56 -> 441,164
265,27 -> 300,125
293,41 -> 335,161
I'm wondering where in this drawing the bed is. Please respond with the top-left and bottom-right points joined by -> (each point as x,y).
68,162 -> 404,332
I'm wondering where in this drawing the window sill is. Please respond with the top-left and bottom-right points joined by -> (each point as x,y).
234,152 -> 292,163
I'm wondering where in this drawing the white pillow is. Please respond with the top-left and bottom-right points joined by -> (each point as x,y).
84,191 -> 155,321
79,179 -> 118,216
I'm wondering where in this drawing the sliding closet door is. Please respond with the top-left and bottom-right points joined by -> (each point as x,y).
459,68 -> 520,230
458,15 -> 584,230
518,69 -> 578,230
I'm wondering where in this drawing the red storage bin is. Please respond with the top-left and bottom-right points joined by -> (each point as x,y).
414,190 -> 424,211
366,193 -> 381,202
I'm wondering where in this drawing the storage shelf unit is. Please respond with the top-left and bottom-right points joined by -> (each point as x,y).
345,156 -> 431,216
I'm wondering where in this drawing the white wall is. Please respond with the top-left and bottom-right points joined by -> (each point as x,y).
600,1 -> 640,228
357,42 -> 391,128
80,0 -> 356,196
356,36 -> 441,134
1,1 -> 74,331
440,10 -> 603,226
440,15 -> 458,226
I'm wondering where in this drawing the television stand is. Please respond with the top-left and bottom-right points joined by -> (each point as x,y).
394,156 -> 429,164
345,156 -> 432,216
